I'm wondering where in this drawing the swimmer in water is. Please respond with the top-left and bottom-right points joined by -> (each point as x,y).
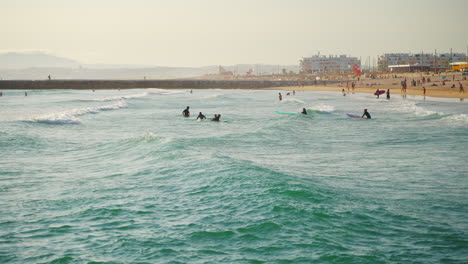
211,114 -> 220,121
361,109 -> 371,119
301,108 -> 307,115
182,106 -> 190,117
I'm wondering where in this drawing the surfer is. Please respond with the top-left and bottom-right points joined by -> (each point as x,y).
342,89 -> 346,96
278,92 -> 282,101
386,89 -> 390,100
375,89 -> 380,98
196,112 -> 206,120
301,108 -> 307,115
211,114 -> 220,122
361,109 -> 371,119
182,106 -> 190,117
190,89 -> 193,94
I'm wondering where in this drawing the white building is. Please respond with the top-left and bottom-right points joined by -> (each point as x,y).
378,53 -> 467,71
300,54 -> 360,74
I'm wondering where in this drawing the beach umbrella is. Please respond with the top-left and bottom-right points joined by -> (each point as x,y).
441,76 -> 446,79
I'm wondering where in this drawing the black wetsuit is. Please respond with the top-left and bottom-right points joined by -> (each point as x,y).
301,109 -> 307,115
362,112 -> 371,119
197,114 -> 206,120
182,108 -> 190,117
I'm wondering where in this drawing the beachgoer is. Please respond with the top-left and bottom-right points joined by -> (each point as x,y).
48,75 -> 51,80
278,92 -> 282,101
293,90 -> 295,95
286,92 -> 291,96
423,86 -> 426,96
386,89 -> 390,100
25,92 -> 27,96
342,88 -> 346,96
460,82 -> 464,94
361,109 -> 371,119
182,106 -> 190,117
301,108 -> 307,115
190,89 -> 193,94
196,112 -> 206,120
375,89 -> 380,99
451,84 -> 456,88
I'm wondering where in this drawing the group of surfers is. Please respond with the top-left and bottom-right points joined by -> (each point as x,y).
182,106 -> 221,121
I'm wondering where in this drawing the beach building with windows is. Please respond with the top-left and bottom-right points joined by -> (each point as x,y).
300,54 -> 360,74
378,52 -> 467,72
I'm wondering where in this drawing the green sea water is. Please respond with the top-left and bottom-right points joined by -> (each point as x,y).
1,89 -> 467,263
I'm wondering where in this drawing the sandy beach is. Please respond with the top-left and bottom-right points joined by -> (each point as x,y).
278,72 -> 468,99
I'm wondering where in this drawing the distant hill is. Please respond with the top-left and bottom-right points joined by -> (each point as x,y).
0,52 -> 80,69
0,52 -> 299,80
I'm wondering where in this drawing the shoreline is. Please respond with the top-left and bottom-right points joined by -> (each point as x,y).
276,85 -> 468,99
0,79 -> 466,100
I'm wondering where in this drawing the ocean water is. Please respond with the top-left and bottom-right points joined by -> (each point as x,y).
1,88 -> 467,264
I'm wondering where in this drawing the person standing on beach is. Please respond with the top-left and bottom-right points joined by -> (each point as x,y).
423,86 -> 426,96
361,109 -> 371,119
342,89 -> 346,96
460,82 -> 464,94
386,89 -> 390,100
182,106 -> 190,117
278,92 -> 282,101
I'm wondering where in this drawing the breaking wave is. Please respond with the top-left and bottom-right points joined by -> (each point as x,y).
29,101 -> 128,124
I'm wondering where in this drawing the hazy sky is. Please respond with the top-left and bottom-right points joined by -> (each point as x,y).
1,0 -> 467,66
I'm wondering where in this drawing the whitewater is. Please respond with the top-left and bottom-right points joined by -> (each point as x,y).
1,88 -> 467,263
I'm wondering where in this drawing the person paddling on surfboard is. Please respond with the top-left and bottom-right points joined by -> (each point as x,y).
301,108 -> 307,115
196,112 -> 206,120
361,109 -> 371,119
182,106 -> 190,117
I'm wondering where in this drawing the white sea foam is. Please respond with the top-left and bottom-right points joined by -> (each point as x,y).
308,104 -> 335,113
150,89 -> 185,95
30,101 -> 127,124
389,101 -> 440,117
280,98 -> 305,105
199,94 -> 220,99
90,92 -> 149,102
440,114 -> 468,126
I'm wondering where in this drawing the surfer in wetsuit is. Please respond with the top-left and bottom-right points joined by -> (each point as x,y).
361,109 -> 371,119
196,112 -> 206,120
301,108 -> 307,115
182,106 -> 190,117
278,92 -> 282,101
375,89 -> 380,99
386,89 -> 390,100
211,114 -> 220,121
